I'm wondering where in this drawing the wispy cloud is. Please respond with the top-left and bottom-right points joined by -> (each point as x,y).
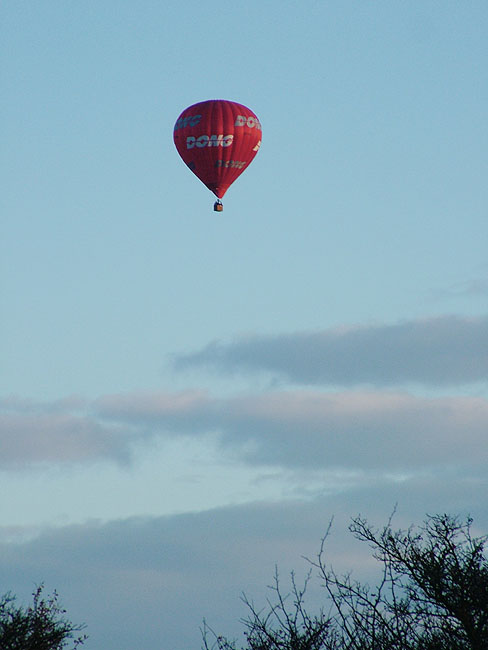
431,277 -> 488,300
173,315 -> 488,387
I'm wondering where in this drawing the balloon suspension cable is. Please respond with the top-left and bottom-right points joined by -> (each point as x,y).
213,199 -> 223,212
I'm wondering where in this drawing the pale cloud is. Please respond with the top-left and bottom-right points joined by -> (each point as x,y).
432,277 -> 488,300
96,389 -> 488,471
173,315 -> 488,387
2,389 -> 487,473
0,395 -> 131,468
94,389 -> 209,425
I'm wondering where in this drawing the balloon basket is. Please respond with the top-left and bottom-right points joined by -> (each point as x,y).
214,200 -> 224,212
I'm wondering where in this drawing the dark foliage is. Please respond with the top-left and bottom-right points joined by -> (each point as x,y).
0,584 -> 87,650
203,513 -> 488,650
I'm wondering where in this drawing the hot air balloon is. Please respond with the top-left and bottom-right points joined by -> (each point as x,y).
173,99 -> 262,211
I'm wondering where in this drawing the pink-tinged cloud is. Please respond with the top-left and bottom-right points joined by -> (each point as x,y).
173,315 -> 488,387
96,389 -> 488,471
94,390 -> 208,423
0,396 -> 131,468
1,390 -> 487,471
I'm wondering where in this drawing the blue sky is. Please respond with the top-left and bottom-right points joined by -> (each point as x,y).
1,2 -> 488,649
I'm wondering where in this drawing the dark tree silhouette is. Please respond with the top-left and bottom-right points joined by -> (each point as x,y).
0,584 -> 87,650
203,513 -> 488,650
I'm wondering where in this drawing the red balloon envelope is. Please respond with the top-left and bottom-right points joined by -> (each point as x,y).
173,99 -> 262,203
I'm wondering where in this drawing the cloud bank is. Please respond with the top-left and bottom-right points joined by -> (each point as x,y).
3,314 -> 486,471
174,315 -> 488,387
1,389 -> 487,472
1,490 -> 487,650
